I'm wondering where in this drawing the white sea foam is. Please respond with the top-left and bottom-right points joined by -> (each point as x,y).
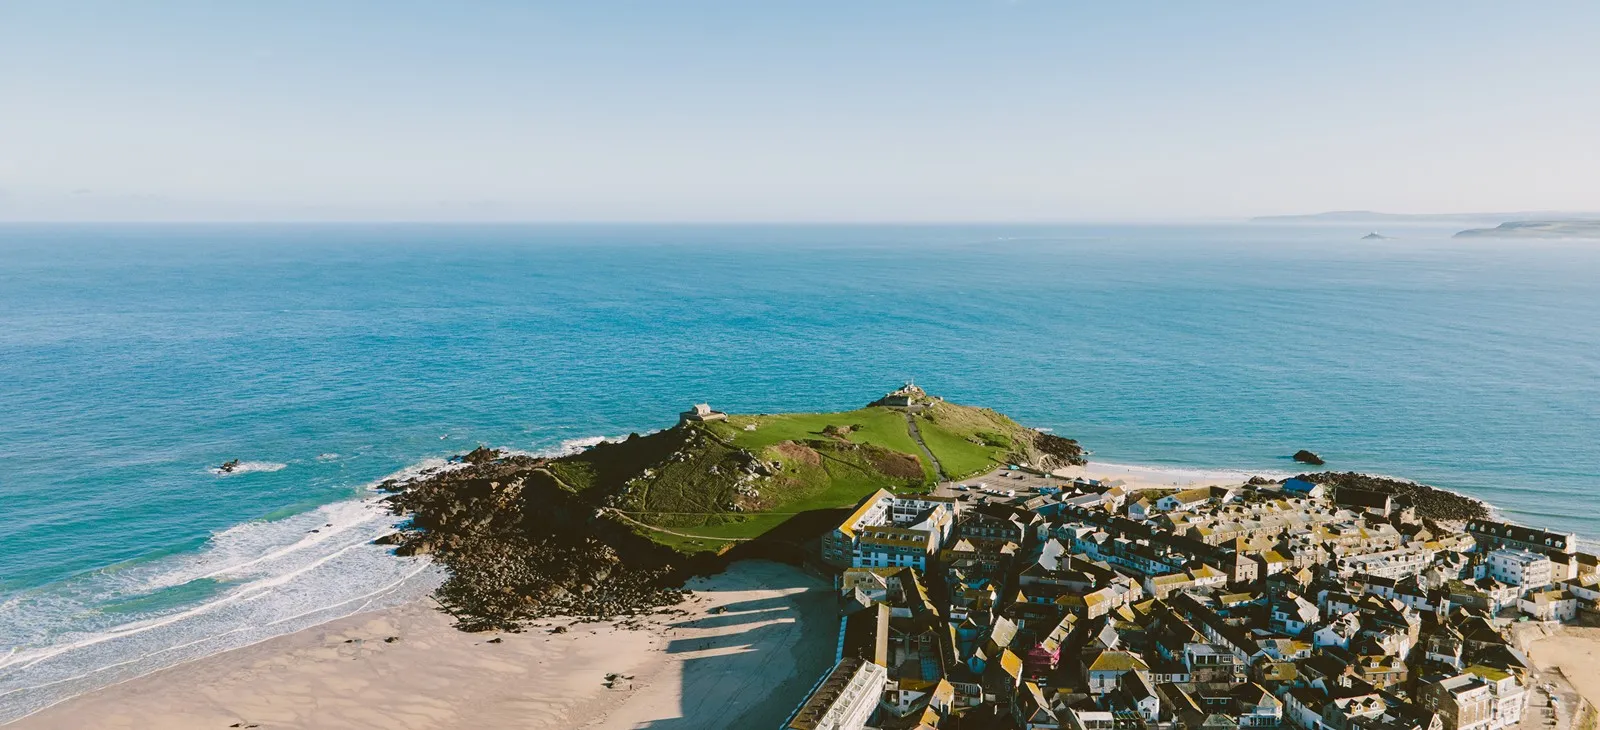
510,432 -> 647,460
551,435 -> 607,455
209,460 -> 287,475
0,459 -> 458,724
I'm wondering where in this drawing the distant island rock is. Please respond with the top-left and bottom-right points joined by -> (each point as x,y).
1453,220 -> 1600,239
1361,232 -> 1391,240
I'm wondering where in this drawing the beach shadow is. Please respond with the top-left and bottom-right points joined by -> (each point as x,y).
708,595 -> 800,614
665,606 -> 793,633
629,562 -> 839,729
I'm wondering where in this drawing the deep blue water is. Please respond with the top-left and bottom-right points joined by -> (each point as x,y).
2,223 -> 1598,717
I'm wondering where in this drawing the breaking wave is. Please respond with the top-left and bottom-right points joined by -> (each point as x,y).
209,461 -> 287,476
0,461 -> 452,724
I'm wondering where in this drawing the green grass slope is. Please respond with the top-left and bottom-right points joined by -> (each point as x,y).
541,398 -> 1083,554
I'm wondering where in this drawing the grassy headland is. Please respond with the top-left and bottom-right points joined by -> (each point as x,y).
558,396 -> 1082,548
377,391 -> 1084,628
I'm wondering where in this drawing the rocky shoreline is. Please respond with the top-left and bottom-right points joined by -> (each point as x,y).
1293,470 -> 1491,521
377,450 -> 694,631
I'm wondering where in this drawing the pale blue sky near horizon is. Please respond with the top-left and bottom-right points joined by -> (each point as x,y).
2,1 -> 1597,222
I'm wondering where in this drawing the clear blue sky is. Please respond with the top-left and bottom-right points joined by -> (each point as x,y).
2,1 -> 1596,221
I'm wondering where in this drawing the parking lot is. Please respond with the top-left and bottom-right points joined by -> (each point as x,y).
933,466 -> 1089,505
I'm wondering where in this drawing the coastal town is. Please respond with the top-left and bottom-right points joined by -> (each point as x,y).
786,461 -> 1600,730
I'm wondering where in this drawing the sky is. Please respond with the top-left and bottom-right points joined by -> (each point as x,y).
1,1 -> 1597,222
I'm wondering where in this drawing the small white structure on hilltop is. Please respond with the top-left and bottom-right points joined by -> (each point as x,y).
679,403 -> 727,425
869,382 -> 941,408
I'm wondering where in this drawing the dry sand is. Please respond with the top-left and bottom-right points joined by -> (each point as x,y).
7,560 -> 835,730
1528,625 -> 1600,707
1052,461 -> 1262,492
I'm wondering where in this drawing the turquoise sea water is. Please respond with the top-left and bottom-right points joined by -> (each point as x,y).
2,223 -> 1598,718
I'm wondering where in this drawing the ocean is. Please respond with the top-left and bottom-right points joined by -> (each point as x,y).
2,222 -> 1597,719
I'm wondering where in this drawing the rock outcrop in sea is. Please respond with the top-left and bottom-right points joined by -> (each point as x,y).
1292,449 -> 1325,465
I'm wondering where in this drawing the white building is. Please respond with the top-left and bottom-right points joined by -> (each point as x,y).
1466,665 -> 1527,730
785,657 -> 888,730
1064,709 -> 1118,730
1485,548 -> 1553,589
1271,593 -> 1320,635
1342,546 -> 1436,580
1155,488 -> 1212,513
1519,588 -> 1579,622
822,489 -> 958,570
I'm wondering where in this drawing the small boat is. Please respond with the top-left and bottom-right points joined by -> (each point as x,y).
217,459 -> 241,473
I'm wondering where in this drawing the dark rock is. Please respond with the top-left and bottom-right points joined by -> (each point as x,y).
1292,450 -> 1325,465
382,451 -> 690,632
1295,471 -> 1488,521
1030,431 -> 1087,469
383,636 -> 399,643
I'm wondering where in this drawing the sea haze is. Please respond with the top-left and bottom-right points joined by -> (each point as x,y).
1,222 -> 1597,718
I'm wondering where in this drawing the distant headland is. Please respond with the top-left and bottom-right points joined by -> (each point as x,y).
1252,210 -> 1600,224
1453,220 -> 1600,239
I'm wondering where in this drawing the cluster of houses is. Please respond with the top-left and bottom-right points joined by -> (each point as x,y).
785,472 -> 1598,730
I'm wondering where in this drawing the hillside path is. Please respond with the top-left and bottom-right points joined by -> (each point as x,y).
602,508 -> 751,542
902,411 -> 948,481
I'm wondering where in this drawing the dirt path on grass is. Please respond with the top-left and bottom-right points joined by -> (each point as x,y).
902,411 -> 947,480
602,508 -> 751,542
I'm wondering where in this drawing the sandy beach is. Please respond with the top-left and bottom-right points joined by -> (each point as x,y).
1528,625 -> 1600,707
6,560 -> 835,730
1052,461 -> 1265,492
